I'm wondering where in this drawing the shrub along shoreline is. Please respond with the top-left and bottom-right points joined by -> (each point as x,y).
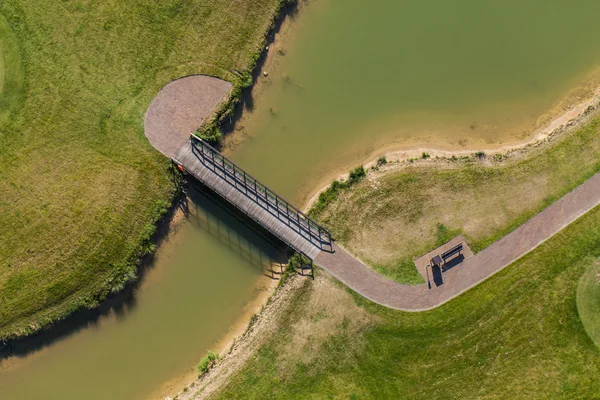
196,0 -> 300,145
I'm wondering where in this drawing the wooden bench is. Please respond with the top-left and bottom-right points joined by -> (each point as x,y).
441,243 -> 463,264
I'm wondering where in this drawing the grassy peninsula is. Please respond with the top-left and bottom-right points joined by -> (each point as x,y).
0,0 -> 286,340
311,116 -> 600,283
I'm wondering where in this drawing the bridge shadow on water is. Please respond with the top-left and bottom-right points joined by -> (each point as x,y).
0,178 -> 295,362
181,182 -> 291,279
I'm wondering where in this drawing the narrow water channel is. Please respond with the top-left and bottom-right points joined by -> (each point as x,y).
0,187 -> 286,400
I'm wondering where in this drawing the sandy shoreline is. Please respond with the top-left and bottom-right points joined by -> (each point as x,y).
150,274 -> 278,400
173,275 -> 307,400
302,88 -> 600,212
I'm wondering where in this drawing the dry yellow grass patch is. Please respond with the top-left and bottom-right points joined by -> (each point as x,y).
314,116 -> 600,283
277,272 -> 377,370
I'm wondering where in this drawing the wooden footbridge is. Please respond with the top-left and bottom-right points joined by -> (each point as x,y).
144,75 -> 333,263
173,135 -> 333,260
145,75 -> 600,312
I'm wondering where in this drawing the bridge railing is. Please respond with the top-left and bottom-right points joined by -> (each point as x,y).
189,135 -> 333,252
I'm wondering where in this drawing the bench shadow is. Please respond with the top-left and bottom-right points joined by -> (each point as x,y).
442,254 -> 465,272
432,265 -> 444,287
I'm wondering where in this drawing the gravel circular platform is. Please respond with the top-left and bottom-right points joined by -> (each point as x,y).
144,75 -> 232,158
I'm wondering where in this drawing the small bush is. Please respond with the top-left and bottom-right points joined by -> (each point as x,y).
196,124 -> 222,145
280,253 -> 300,285
376,156 -> 387,167
475,151 -> 486,158
310,166 -> 366,217
422,152 -> 430,159
240,72 -> 253,89
348,166 -> 366,185
197,351 -> 219,375
279,252 -> 311,285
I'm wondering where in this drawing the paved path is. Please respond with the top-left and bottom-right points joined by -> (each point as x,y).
145,75 -> 232,158
315,172 -> 600,311
144,75 -> 600,312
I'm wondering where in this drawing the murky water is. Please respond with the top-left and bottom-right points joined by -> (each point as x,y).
0,187 -> 285,400
229,0 -> 600,203
4,1 -> 600,399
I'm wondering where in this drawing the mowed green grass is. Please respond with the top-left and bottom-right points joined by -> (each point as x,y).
313,118 -> 600,284
213,205 -> 600,399
577,258 -> 600,350
0,12 -> 22,126
0,0 -> 282,339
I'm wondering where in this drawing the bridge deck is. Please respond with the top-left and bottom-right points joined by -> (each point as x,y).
174,139 -> 325,259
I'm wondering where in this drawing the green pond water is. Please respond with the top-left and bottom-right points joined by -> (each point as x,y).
0,188 -> 285,400
4,1 -> 600,399
230,0 -> 600,202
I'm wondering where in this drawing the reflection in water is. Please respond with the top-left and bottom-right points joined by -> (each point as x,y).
0,183 -> 289,400
182,183 -> 289,278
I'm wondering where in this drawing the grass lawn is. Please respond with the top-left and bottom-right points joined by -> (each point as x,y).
577,257 -> 600,350
311,117 -> 600,284
212,205 -> 600,399
0,0 -> 284,340
0,12 -> 22,126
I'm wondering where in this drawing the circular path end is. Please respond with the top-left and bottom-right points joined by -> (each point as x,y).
145,75 -> 232,158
